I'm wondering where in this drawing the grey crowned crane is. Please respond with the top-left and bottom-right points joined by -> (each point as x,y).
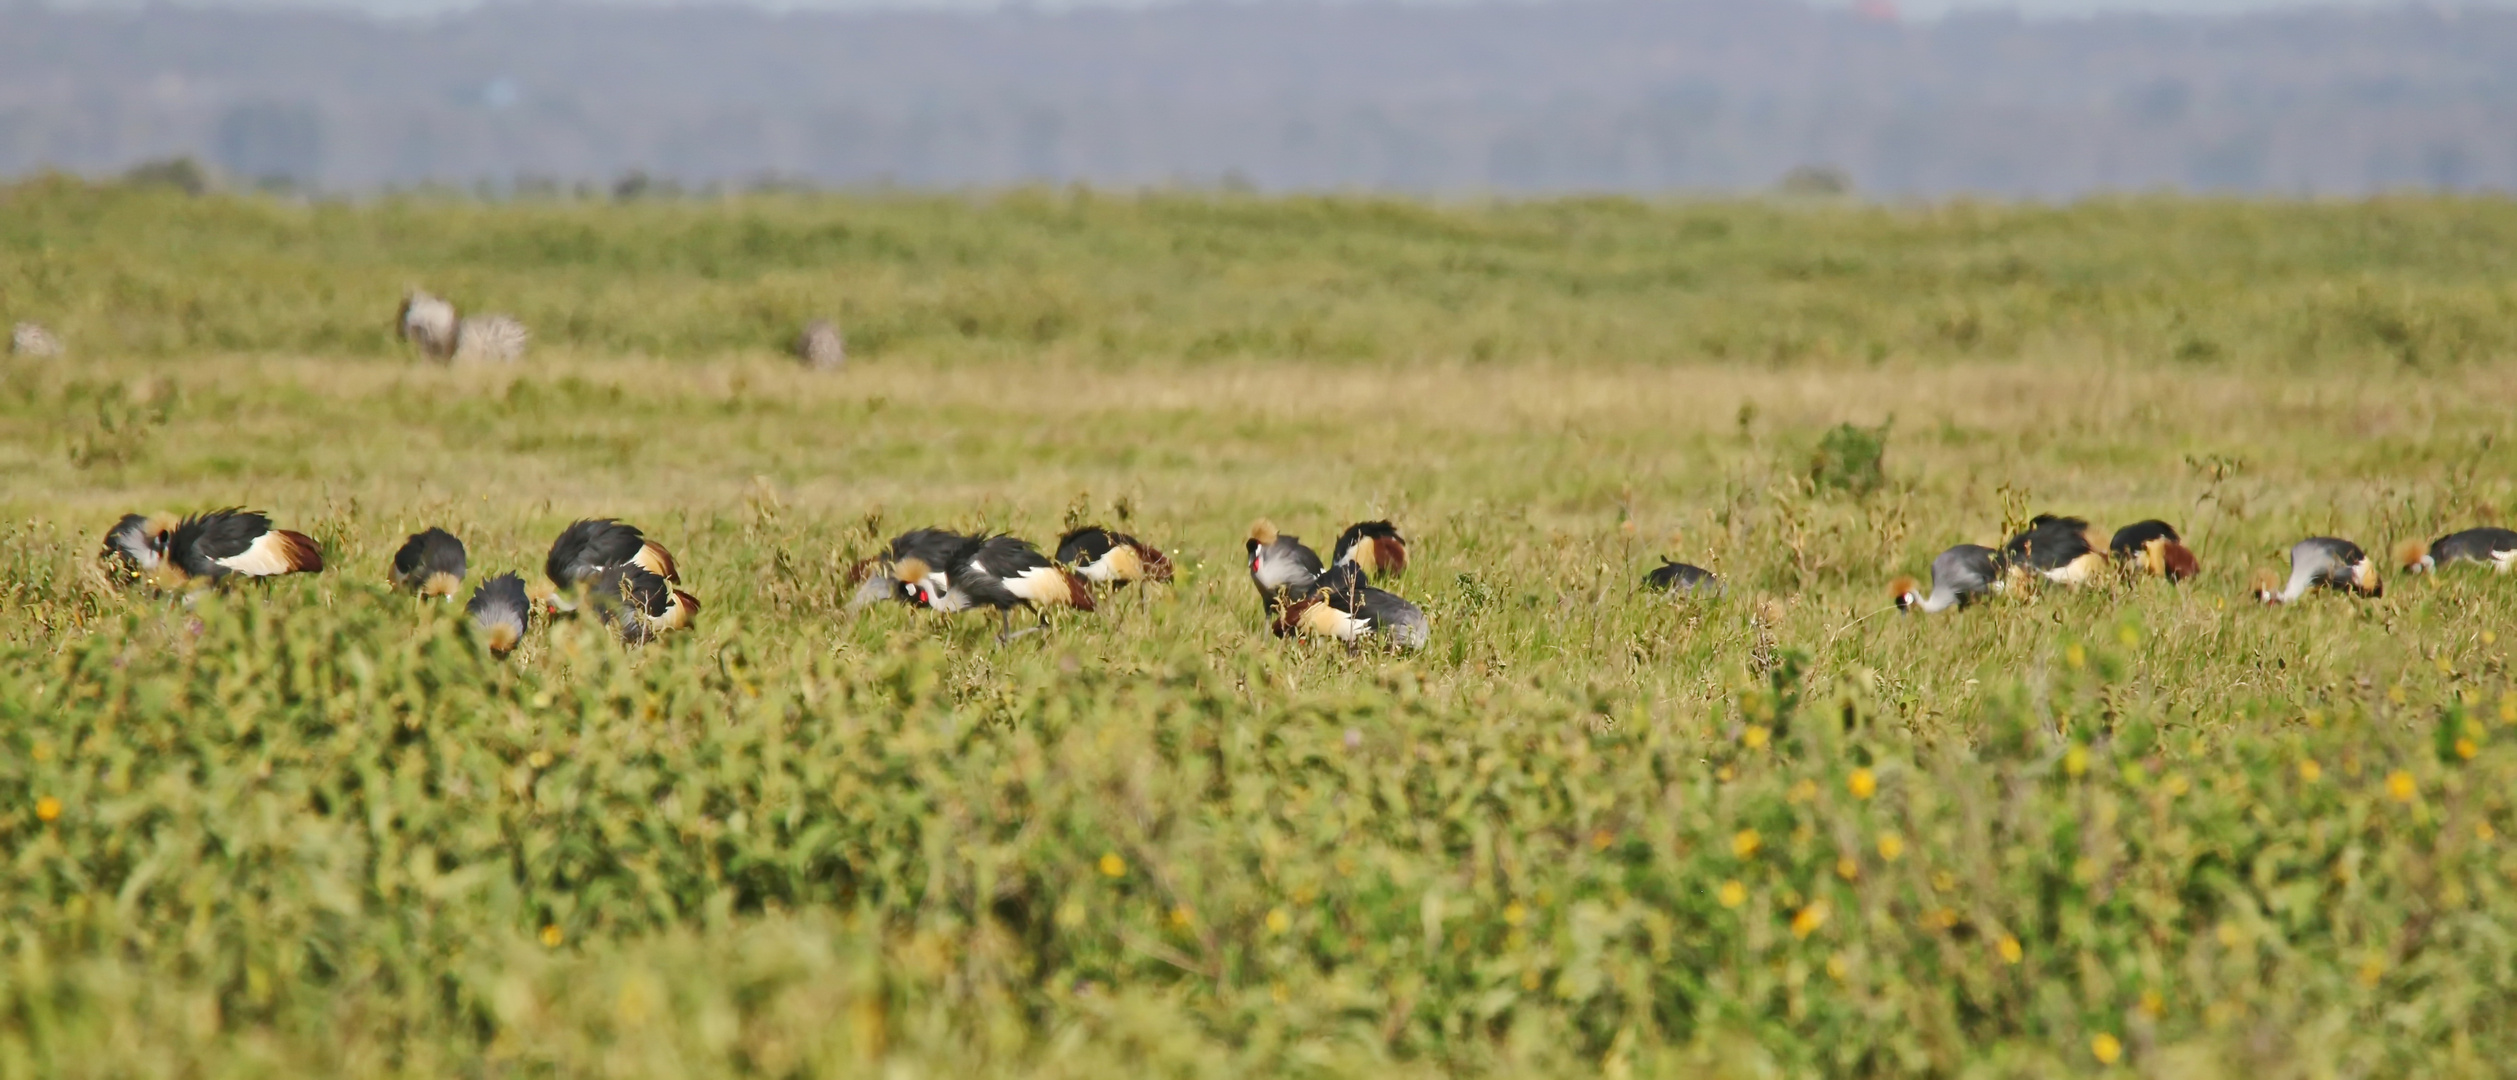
1330,521 -> 1408,581
2256,537 -> 2382,604
2109,519 -> 2199,582
466,572 -> 530,656
156,509 -> 325,587
1056,526 -> 1174,591
2398,528 -> 2517,575
99,512 -> 179,588
1272,564 -> 1429,651
585,563 -> 700,645
893,534 -> 1094,640
391,527 -> 468,599
534,519 -> 679,613
1247,520 -> 1325,614
1893,544 -> 2003,614
1644,558 -> 1722,597
852,527 -> 974,610
2002,515 -> 2108,587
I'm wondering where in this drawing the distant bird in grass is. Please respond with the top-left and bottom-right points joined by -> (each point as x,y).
1893,544 -> 2003,614
538,518 -> 679,612
390,527 -> 468,599
794,319 -> 846,371
466,572 -> 530,656
2109,519 -> 2199,582
896,535 -> 1094,640
10,322 -> 63,359
2398,528 -> 2517,575
98,512 -> 178,588
2256,537 -> 2382,604
161,509 -> 324,586
1330,520 -> 1408,581
1247,519 -> 1325,614
586,563 -> 700,645
454,313 -> 529,364
1644,558 -> 1722,597
2002,514 -> 2108,586
1057,526 -> 1173,591
1272,564 -> 1429,651
396,290 -> 459,361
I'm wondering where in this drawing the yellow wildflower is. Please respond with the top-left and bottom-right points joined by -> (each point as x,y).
1790,901 -> 1829,939
2091,1032 -> 2123,1065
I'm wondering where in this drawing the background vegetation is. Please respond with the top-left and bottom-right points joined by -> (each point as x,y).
2,181 -> 2515,1077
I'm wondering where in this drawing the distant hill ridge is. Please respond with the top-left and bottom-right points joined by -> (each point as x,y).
1,0 -> 2512,194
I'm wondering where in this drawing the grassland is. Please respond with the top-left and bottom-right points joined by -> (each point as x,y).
2,179 -> 2516,1077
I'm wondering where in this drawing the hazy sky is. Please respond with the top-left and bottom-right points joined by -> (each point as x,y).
42,0 -> 2517,15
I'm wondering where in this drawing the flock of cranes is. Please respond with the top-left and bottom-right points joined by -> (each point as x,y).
89,508 -> 1434,652
68,292 -> 2517,652
89,501 -> 2517,656
1892,515 -> 2515,614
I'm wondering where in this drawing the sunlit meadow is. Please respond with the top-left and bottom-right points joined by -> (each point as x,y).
2,178 -> 2515,1076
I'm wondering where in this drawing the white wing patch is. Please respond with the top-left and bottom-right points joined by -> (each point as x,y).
1005,565 -> 1069,604
215,531 -> 301,576
1298,602 -> 1370,643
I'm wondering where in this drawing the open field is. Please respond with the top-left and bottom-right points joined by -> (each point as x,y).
3,182 -> 2517,1076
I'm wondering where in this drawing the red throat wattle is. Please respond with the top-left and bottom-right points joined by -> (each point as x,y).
1249,555 -> 1262,574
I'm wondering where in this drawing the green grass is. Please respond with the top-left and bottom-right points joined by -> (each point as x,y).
2,180 -> 2517,1077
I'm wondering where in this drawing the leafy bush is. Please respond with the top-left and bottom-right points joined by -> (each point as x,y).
1809,420 -> 1890,498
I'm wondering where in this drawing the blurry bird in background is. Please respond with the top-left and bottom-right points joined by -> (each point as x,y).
1644,557 -> 1722,597
98,512 -> 179,588
10,322 -> 63,358
158,509 -> 325,588
1330,520 -> 1408,581
2003,514 -> 2108,587
454,313 -> 530,364
1893,544 -> 2003,614
397,289 -> 459,361
2108,519 -> 2198,582
391,527 -> 468,599
2256,537 -> 2381,604
1057,526 -> 1174,591
794,319 -> 846,371
2398,527 -> 2517,575
466,572 -> 530,656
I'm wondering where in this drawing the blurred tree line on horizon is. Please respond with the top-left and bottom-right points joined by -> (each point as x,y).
1,0 -> 2514,197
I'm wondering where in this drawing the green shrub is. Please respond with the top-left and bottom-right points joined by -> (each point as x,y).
1809,420 -> 1890,498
